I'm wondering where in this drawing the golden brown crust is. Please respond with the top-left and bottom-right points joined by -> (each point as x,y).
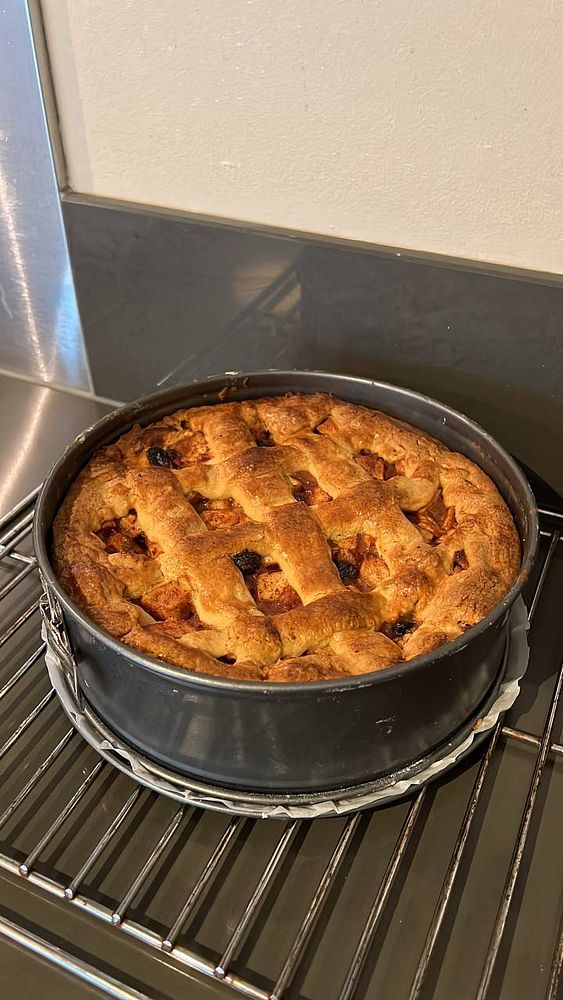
52,392 -> 520,681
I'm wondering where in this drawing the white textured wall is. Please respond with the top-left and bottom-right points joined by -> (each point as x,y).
42,0 -> 563,274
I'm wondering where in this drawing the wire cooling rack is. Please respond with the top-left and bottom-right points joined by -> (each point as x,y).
0,486 -> 561,1000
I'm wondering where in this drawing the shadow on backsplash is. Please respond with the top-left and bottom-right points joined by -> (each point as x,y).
63,201 -> 563,493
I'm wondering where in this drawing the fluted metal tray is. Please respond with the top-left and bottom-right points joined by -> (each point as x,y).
41,595 -> 530,818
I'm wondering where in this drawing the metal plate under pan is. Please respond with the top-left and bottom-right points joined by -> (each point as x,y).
42,595 -> 529,818
33,371 -> 539,793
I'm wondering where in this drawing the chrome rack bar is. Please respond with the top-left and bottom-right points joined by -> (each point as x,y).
0,914 -> 154,1000
537,506 -> 563,522
0,518 -> 34,561
19,759 -> 106,876
340,792 -> 427,1000
407,527 -> 560,1000
2,853 -> 270,1000
0,643 -> 45,701
501,725 -> 563,757
547,912 -> 563,1000
528,530 -> 559,621
501,725 -> 539,749
271,813 -> 362,1000
476,654 -> 563,999
0,599 -> 40,648
216,820 -> 301,978
0,688 -> 55,761
65,786 -> 143,899
408,735 -> 500,999
0,484 -> 41,531
3,549 -> 36,566
162,817 -> 244,953
0,507 -> 34,551
111,806 -> 186,926
0,728 -> 75,829
0,560 -> 37,601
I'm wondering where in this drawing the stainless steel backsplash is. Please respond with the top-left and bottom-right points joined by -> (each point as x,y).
0,1 -> 91,392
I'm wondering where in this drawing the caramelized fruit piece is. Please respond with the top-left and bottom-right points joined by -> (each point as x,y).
413,488 -> 456,540
140,580 -> 193,620
254,568 -> 301,615
175,431 -> 210,463
355,451 -> 386,480
292,471 -> 330,505
97,517 -> 150,556
191,495 -> 247,529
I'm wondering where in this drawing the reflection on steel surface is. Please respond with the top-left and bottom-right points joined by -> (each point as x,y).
0,1 -> 91,390
158,264 -> 302,389
0,386 -> 49,515
0,373 -> 113,519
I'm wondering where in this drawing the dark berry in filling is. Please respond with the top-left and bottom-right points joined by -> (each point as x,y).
147,446 -> 181,468
334,558 -> 359,582
453,549 -> 469,572
232,549 -> 262,574
392,619 -> 416,637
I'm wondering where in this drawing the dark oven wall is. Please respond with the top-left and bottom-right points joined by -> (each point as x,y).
63,199 -> 563,494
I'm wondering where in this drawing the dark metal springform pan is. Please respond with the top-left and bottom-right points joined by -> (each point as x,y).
34,371 -> 538,793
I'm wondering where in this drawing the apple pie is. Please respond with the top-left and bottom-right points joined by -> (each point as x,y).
52,393 -> 520,682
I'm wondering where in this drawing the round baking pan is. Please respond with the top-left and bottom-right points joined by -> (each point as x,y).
33,371 -> 539,793
42,594 -> 529,818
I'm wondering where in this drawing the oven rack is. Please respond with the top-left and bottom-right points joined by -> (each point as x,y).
0,486 -> 561,1000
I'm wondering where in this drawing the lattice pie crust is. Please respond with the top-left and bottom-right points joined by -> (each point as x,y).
53,394 -> 520,682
